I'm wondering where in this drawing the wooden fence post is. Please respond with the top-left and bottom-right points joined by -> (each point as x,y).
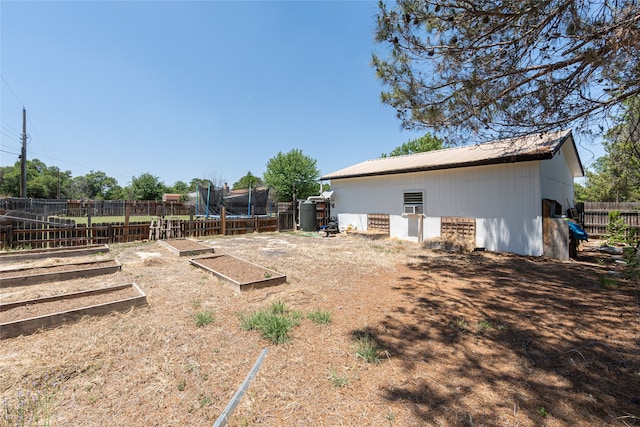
87,214 -> 92,246
124,204 -> 130,242
187,205 -> 194,237
221,206 -> 226,235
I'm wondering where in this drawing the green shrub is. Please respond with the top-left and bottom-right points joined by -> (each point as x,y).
606,210 -> 629,245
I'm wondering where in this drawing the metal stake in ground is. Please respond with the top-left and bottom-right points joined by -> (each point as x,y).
212,348 -> 269,427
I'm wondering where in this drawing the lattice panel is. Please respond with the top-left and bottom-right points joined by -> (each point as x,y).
441,217 -> 476,241
367,214 -> 390,233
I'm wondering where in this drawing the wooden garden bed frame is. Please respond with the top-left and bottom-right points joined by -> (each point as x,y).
0,244 -> 109,265
190,254 -> 286,292
0,259 -> 121,287
157,239 -> 214,257
1,283 -> 147,339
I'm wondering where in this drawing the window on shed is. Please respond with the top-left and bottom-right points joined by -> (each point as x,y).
403,191 -> 424,214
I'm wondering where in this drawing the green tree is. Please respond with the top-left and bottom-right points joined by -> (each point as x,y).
0,163 -> 20,197
263,149 -> 320,202
603,96 -> 640,197
232,171 -> 264,190
0,159 -> 72,198
574,181 -> 588,202
575,157 -> 617,202
574,97 -> 640,202
381,133 -> 444,157
189,178 -> 212,192
372,0 -> 640,145
69,171 -> 120,200
169,180 -> 189,194
130,172 -> 166,201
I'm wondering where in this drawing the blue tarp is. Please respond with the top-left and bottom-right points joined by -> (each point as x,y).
566,219 -> 589,241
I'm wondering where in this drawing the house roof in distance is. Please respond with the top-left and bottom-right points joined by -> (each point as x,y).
321,129 -> 584,180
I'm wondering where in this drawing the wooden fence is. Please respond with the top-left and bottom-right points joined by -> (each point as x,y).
0,215 -> 278,249
581,202 -> 640,238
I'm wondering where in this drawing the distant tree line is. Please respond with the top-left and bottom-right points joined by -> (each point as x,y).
575,97 -> 640,202
0,161 -> 211,201
0,149 -> 323,203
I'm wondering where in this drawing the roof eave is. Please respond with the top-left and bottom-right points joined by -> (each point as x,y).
321,152 -> 554,181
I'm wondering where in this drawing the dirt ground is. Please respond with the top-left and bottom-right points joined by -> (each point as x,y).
1,232 -> 639,426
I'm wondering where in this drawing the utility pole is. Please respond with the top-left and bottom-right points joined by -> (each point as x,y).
20,108 -> 27,198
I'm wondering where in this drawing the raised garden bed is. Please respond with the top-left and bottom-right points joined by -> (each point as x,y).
0,259 -> 121,288
0,283 -> 147,339
158,239 -> 214,257
0,244 -> 110,264
190,254 -> 286,292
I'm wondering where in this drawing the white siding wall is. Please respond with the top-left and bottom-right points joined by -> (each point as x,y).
539,144 -> 576,213
330,162 -> 545,255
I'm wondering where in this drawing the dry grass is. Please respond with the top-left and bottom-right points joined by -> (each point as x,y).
1,233 -> 638,426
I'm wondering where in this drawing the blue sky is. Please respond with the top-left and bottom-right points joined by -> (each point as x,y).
1,0 -> 603,188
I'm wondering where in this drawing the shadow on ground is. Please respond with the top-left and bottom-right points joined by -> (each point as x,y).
351,250 -> 640,425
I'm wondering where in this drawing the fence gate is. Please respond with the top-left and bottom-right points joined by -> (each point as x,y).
276,202 -> 295,231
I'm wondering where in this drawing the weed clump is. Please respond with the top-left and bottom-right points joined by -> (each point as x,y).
1,372 -> 63,427
327,368 -> 349,387
239,300 -> 302,344
193,310 -> 214,327
307,309 -> 332,324
354,334 -> 382,363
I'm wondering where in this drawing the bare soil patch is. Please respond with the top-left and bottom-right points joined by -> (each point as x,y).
0,233 -> 638,426
193,254 -> 283,284
159,239 -> 211,251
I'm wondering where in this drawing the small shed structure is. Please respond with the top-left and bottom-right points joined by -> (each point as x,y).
162,193 -> 182,202
320,130 -> 584,259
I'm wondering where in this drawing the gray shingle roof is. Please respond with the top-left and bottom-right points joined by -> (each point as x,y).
321,130 -> 583,180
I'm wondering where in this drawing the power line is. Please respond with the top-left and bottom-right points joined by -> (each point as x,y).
0,130 -> 22,145
1,77 -> 130,182
1,119 -> 21,137
0,141 -> 20,150
25,114 -> 48,158
26,148 -> 131,180
1,77 -> 48,157
1,75 -> 25,107
0,148 -> 20,156
1,124 -> 22,140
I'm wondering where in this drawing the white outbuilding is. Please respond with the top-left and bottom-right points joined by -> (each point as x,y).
321,130 -> 584,259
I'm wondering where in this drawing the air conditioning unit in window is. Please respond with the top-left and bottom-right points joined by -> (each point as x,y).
403,205 -> 423,215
